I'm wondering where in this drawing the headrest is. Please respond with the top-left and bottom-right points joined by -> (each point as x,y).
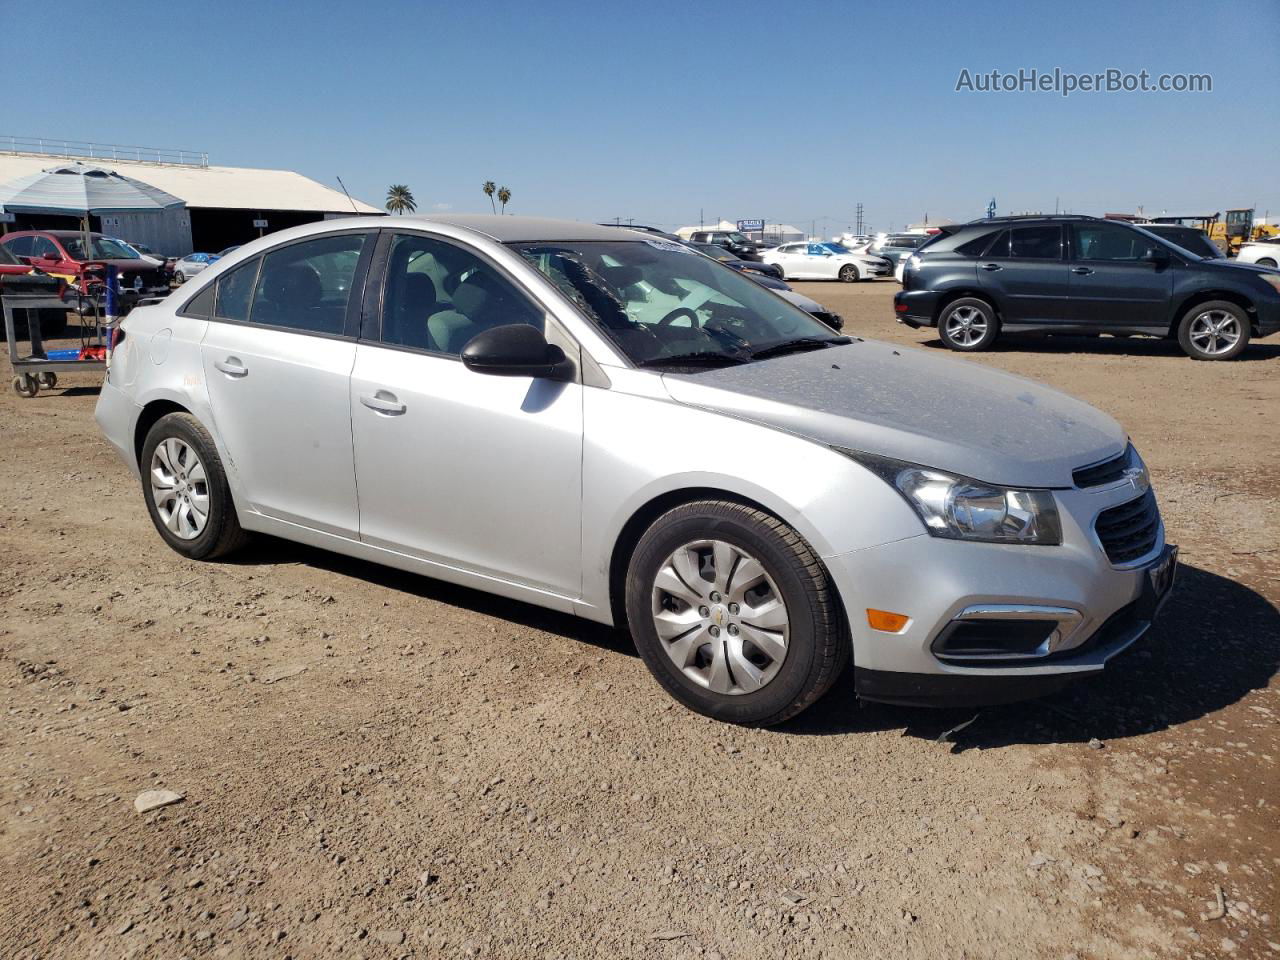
266,264 -> 321,308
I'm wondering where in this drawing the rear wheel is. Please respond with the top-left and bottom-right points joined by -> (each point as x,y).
1177,300 -> 1250,360
1257,258 -> 1277,268
938,297 -> 1000,351
141,413 -> 249,559
625,500 -> 848,726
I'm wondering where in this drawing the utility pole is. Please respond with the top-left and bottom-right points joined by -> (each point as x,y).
855,202 -> 864,236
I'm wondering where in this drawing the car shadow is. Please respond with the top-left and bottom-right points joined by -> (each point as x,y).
918,334 -> 1280,361
784,563 -> 1280,748
230,536 -> 636,658
227,545 -> 1276,746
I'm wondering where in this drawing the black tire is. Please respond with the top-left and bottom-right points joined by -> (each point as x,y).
937,297 -> 1000,351
838,263 -> 860,282
774,263 -> 786,281
625,500 -> 848,727
1257,258 -> 1277,268
12,374 -> 37,398
174,272 -> 186,284
1176,299 -> 1250,361
140,412 -> 249,560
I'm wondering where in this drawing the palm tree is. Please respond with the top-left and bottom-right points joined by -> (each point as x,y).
482,181 -> 496,214
385,185 -> 417,215
497,186 -> 511,214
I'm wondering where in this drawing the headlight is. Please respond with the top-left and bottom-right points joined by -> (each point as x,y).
837,449 -> 1063,545
1257,272 -> 1280,295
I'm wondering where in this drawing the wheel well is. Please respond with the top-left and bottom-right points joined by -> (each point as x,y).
1170,290 -> 1258,336
133,400 -> 189,465
607,488 -> 778,628
933,289 -> 997,325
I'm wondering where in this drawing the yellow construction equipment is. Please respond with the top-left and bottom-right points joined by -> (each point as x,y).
1206,209 -> 1279,256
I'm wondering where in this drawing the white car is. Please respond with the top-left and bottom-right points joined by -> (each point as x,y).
763,242 -> 890,281
172,253 -> 221,284
1235,237 -> 1280,269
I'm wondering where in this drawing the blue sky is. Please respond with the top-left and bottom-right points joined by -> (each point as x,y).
7,0 -> 1278,233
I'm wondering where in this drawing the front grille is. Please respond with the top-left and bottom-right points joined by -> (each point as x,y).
1073,446 -> 1132,487
1095,488 -> 1160,564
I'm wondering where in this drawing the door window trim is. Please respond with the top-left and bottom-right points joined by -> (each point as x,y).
360,228 -> 559,364
179,228 -> 378,340
1004,224 -> 1064,261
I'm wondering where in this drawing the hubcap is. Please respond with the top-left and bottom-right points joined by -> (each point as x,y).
150,438 -> 209,540
945,305 -> 987,346
650,539 -> 789,695
1188,310 -> 1240,356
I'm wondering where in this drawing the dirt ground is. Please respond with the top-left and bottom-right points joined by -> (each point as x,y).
2,282 -> 1277,960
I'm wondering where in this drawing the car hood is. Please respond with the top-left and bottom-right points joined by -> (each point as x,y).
660,340 -> 1127,488
1204,257 -> 1280,276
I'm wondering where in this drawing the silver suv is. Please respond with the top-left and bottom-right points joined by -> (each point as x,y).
96,216 -> 1176,725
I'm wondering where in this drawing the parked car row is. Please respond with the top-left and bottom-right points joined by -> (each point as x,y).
894,214 -> 1280,360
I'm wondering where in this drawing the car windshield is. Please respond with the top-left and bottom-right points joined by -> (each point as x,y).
0,243 -> 21,266
61,236 -> 141,260
512,239 -> 844,367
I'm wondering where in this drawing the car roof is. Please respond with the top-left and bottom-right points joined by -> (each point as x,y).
382,214 -> 640,243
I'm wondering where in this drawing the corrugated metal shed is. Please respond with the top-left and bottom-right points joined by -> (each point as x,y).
0,154 -> 379,214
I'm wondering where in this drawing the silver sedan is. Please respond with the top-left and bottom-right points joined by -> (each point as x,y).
96,216 -> 1175,725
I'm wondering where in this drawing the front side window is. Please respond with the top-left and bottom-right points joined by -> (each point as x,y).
513,239 -> 842,367
1073,223 -> 1146,261
1009,225 -> 1062,259
380,233 -> 542,355
807,244 -> 827,256
31,236 -> 60,259
214,258 -> 260,322
249,234 -> 367,335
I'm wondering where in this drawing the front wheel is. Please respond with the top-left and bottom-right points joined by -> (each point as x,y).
141,413 -> 249,559
938,297 -> 1000,351
1177,300 -> 1250,360
1256,258 -> 1277,268
838,264 -> 860,282
174,272 -> 186,284
625,500 -> 848,726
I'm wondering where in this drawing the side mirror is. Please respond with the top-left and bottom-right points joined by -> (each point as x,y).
1144,245 -> 1170,264
461,323 -> 575,380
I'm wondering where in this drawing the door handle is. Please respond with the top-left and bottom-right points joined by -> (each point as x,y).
1072,267 -> 1094,275
980,262 -> 1002,271
360,391 -> 406,416
214,357 -> 248,377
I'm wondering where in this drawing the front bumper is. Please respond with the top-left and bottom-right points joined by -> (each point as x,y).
1255,296 -> 1280,337
825,482 -> 1174,707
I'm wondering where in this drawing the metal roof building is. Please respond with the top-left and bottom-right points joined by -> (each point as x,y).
0,138 -> 381,256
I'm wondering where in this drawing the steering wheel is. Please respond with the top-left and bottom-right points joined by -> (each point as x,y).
656,307 -> 700,328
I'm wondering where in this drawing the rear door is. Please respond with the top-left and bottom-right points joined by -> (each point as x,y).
976,224 -> 1070,324
199,230 -> 374,537
350,230 -> 584,598
1067,222 -> 1173,328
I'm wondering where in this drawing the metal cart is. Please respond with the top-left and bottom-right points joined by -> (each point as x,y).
5,269 -> 113,398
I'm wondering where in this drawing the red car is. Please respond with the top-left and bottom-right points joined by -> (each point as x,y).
0,230 -> 170,303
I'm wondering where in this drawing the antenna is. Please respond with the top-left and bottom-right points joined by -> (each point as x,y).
335,176 -> 360,214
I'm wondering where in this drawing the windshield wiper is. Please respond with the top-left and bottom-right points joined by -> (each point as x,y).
749,336 -> 851,361
637,351 -> 751,368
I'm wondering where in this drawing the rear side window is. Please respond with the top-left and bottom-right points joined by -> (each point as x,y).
214,258 -> 260,322
31,236 -> 60,259
1009,225 -> 1062,259
6,236 -> 34,256
954,230 -> 1002,256
250,234 -> 367,335
183,284 -> 215,319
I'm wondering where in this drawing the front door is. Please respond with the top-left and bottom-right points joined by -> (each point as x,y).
350,231 -> 584,598
199,231 -> 373,537
976,224 -> 1071,324
1068,222 -> 1173,328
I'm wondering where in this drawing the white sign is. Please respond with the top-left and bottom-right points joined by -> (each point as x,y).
0,212 -> 15,224
253,219 -> 269,229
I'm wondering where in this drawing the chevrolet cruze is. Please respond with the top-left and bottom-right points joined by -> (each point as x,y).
95,216 -> 1176,726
